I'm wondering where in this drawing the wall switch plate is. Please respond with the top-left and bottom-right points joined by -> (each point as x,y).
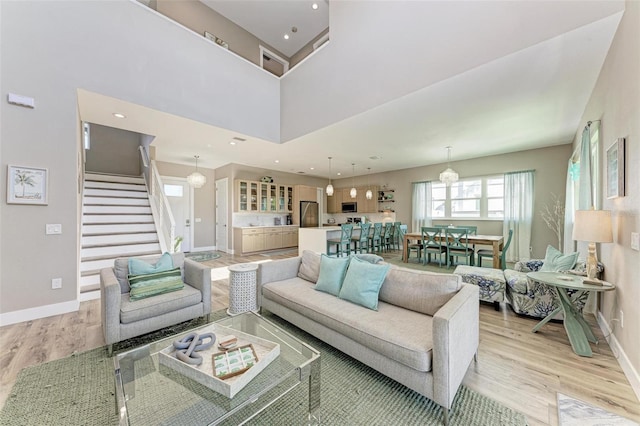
52,278 -> 62,289
195,218 -> 202,223
631,232 -> 639,251
46,224 -> 62,235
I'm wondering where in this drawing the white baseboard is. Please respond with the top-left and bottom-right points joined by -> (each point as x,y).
0,299 -> 80,327
598,311 -> 640,402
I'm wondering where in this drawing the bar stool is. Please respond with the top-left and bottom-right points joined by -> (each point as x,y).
327,224 -> 354,257
369,223 -> 383,252
351,222 -> 371,253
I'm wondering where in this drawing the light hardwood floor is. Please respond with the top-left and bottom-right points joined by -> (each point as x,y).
1,250 -> 638,425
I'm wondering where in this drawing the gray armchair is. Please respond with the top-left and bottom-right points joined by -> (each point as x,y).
100,252 -> 211,355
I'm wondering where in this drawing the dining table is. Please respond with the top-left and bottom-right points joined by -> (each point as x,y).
402,232 -> 504,269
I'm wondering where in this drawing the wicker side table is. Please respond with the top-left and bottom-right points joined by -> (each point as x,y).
227,263 -> 259,316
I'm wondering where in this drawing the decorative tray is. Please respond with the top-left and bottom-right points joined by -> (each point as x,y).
158,324 -> 280,398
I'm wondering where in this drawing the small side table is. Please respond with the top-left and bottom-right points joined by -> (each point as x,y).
527,271 -> 615,357
227,263 -> 259,316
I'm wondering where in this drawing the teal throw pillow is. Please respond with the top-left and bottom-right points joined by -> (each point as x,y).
128,267 -> 184,301
350,253 -> 384,264
314,254 -> 350,296
128,252 -> 173,276
338,256 -> 390,310
539,245 -> 579,272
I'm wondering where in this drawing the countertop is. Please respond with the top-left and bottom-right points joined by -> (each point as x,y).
233,225 -> 299,229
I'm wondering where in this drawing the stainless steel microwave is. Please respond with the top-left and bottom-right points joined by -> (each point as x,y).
342,202 -> 357,213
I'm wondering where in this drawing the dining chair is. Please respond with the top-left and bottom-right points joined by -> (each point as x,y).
477,229 -> 513,270
402,225 -> 422,262
382,223 -> 393,252
445,228 -> 474,268
392,221 -> 402,250
369,223 -> 383,253
327,224 -> 354,257
421,227 -> 447,267
462,226 -> 478,235
351,222 -> 372,253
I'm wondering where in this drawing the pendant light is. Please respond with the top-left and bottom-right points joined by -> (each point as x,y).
326,157 -> 334,196
365,167 -> 373,200
187,155 -> 207,188
439,146 -> 459,186
350,163 -> 357,199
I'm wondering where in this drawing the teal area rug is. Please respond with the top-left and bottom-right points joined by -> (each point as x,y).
1,311 -> 526,425
185,251 -> 221,262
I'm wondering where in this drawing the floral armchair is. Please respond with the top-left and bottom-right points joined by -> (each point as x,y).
503,259 -> 604,319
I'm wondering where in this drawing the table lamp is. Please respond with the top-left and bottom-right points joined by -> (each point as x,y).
572,209 -> 612,281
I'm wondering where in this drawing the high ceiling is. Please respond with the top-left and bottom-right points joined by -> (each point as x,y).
200,0 -> 329,58
78,1 -> 624,179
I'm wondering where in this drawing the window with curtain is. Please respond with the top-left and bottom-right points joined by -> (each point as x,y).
430,176 -> 504,219
503,170 -> 534,262
411,181 -> 431,232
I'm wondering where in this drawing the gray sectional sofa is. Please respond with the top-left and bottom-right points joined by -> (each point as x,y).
257,251 -> 479,425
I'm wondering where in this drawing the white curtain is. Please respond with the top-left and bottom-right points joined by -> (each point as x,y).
563,160 -> 577,254
578,126 -> 593,209
411,181 -> 431,233
503,170 -> 534,262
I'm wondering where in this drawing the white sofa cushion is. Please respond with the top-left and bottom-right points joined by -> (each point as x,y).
262,277 -> 434,372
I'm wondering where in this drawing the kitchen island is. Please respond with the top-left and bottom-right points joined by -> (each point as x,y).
298,225 -> 376,256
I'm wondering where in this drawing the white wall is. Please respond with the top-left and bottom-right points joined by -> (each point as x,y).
0,0 -> 279,318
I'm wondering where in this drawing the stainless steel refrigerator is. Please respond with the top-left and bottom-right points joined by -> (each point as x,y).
300,201 -> 319,228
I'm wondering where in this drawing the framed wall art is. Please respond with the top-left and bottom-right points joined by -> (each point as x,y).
7,165 -> 48,205
606,138 -> 625,198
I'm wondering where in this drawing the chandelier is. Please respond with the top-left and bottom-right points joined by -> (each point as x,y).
350,163 -> 357,198
187,155 -> 207,188
439,146 -> 459,186
326,157 -> 334,196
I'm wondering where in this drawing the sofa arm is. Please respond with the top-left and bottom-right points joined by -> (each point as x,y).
184,258 -> 211,315
432,284 -> 479,410
100,267 -> 122,345
257,257 -> 302,307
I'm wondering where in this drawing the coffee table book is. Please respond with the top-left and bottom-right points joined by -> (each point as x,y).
158,324 -> 280,398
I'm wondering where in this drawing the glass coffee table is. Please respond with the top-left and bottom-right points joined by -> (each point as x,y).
114,312 -> 320,425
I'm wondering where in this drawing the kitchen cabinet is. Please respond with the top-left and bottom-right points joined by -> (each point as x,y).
296,185 -> 317,202
359,185 -> 379,213
263,227 -> 283,250
282,228 -> 299,247
236,180 -> 292,213
326,189 -> 343,213
236,180 -> 260,212
233,226 -> 299,254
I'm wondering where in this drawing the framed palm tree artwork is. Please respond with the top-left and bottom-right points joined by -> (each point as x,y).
7,165 -> 48,205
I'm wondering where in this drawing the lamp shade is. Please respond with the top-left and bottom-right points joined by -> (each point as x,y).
572,210 -> 612,243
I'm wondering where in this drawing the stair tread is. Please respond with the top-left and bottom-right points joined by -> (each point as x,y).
81,250 -> 162,264
82,231 -> 158,236
82,240 -> 159,249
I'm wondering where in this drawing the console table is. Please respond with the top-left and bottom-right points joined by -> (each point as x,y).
527,271 -> 615,357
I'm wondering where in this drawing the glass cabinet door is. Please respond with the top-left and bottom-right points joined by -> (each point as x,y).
287,186 -> 293,212
250,182 -> 258,211
260,183 -> 268,211
239,181 -> 248,211
270,184 -> 277,211
278,186 -> 286,211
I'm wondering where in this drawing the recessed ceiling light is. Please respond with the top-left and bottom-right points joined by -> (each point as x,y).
274,160 -> 280,163
337,172 -> 341,176
113,113 -> 126,119
312,3 -> 319,10
207,144 -> 212,148
229,141 -> 236,145
284,34 -> 289,40
310,167 -> 315,170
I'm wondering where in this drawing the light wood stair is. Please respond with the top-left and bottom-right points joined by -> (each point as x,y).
80,173 -> 161,301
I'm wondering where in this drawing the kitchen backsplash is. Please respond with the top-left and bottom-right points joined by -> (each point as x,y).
233,213 -> 289,227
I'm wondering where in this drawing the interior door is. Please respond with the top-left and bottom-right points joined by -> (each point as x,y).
216,178 -> 228,252
162,178 -> 192,252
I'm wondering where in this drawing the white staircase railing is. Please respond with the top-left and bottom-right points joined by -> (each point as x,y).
146,159 -> 176,253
